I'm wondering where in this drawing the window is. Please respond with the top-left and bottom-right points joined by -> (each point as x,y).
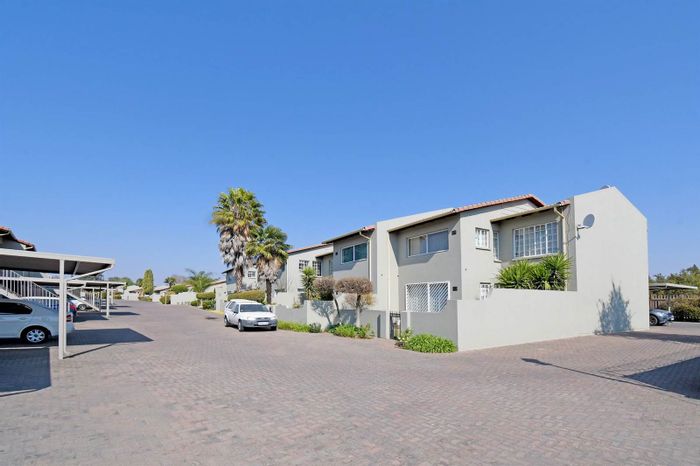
493,231 -> 500,260
341,243 -> 368,263
247,270 -> 256,279
480,283 -> 492,300
312,260 -> 321,276
407,230 -> 449,257
513,222 -> 560,258
475,228 -> 490,249
298,260 -> 309,271
405,282 -> 450,313
0,302 -> 32,314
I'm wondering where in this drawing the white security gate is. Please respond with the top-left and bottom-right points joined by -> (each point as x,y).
405,281 -> 450,313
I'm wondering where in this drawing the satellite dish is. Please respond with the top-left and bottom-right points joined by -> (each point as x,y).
577,214 -> 595,231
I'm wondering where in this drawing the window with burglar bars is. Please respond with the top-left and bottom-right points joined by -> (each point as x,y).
513,222 -> 560,258
405,281 -> 450,313
298,260 -> 309,271
312,260 -> 321,276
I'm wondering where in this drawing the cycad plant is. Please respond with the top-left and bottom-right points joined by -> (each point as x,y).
245,225 -> 291,304
496,254 -> 571,291
496,260 -> 533,289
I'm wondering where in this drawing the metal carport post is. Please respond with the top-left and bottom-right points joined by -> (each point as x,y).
0,249 -> 115,360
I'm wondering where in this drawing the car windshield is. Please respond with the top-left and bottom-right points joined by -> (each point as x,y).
239,304 -> 268,313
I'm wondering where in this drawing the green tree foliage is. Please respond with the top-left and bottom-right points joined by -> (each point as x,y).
108,276 -> 134,286
651,265 -> 700,289
211,188 -> 265,291
164,276 -> 177,287
142,269 -> 154,295
170,284 -> 189,294
186,269 -> 215,293
245,225 -> 290,305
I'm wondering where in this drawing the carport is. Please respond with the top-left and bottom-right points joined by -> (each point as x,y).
649,282 -> 698,310
0,248 -> 115,360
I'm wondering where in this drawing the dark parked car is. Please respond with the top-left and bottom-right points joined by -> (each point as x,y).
649,309 -> 673,326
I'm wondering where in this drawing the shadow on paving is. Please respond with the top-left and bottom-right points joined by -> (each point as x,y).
604,330 -> 700,345
523,356 -> 700,400
626,356 -> 700,400
0,346 -> 51,397
68,328 -> 152,346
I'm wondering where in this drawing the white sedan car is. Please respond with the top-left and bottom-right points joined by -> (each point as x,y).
0,299 -> 75,344
224,299 -> 278,331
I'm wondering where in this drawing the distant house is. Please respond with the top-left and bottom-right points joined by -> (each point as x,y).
122,285 -> 142,301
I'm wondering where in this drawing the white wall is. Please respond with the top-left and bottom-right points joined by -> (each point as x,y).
170,291 -> 198,305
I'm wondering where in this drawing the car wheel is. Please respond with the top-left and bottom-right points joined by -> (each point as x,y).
649,315 -> 659,326
271,326 -> 277,331
224,315 -> 230,327
238,322 -> 245,332
22,327 -> 49,344
78,304 -> 87,311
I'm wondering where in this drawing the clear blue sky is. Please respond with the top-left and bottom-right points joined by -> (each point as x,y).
1,1 -> 698,282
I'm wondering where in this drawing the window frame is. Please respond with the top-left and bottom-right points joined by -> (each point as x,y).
298,259 -> 309,271
406,229 -> 449,257
312,260 -> 322,276
341,242 -> 368,264
247,270 -> 256,279
512,221 -> 560,259
493,230 -> 501,261
475,228 -> 490,250
479,283 -> 493,300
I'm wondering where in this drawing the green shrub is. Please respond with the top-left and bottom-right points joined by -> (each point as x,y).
670,298 -> 700,322
227,289 -> 266,304
196,291 -> 216,300
113,293 -> 123,300
190,300 -> 199,307
277,320 -> 311,332
308,322 -> 322,333
329,323 -> 373,339
202,299 -> 215,310
396,327 -> 414,346
402,334 -> 457,353
170,284 -> 189,294
159,294 -> 171,304
138,296 -> 151,302
496,254 -> 571,291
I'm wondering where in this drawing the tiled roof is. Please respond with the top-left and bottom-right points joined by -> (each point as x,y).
453,194 -> 545,213
0,225 -> 37,251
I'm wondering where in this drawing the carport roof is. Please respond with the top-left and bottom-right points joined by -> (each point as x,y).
649,283 -> 698,291
0,248 -> 114,275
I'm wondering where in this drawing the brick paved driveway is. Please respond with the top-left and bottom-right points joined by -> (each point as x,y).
1,300 -> 699,465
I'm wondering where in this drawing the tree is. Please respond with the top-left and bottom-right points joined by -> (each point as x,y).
142,269 -> 154,295
186,269 -> 215,293
136,278 -> 143,287
335,277 -> 373,325
164,276 -> 178,287
245,225 -> 290,305
211,188 -> 265,291
109,276 -> 134,286
301,267 -> 317,301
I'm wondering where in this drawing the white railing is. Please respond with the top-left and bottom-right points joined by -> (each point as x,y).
0,269 -> 60,309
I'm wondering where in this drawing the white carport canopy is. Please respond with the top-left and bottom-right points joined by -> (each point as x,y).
0,248 -> 115,360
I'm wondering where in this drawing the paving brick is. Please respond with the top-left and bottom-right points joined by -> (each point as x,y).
1,301 -> 698,465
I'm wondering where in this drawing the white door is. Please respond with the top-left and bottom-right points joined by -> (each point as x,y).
0,302 -> 33,338
231,304 -> 240,326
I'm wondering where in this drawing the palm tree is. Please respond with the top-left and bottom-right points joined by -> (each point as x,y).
186,269 -> 215,293
211,188 -> 265,291
245,225 -> 291,304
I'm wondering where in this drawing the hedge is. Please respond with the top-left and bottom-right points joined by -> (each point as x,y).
159,294 -> 171,304
202,299 -> 215,310
402,333 -> 457,353
670,298 -> 700,322
196,292 -> 216,300
170,284 -> 189,294
328,323 -> 373,339
277,321 -> 311,332
227,289 -> 266,304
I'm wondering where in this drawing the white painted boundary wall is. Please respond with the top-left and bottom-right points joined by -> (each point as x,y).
170,291 -> 198,305
274,301 -> 390,339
